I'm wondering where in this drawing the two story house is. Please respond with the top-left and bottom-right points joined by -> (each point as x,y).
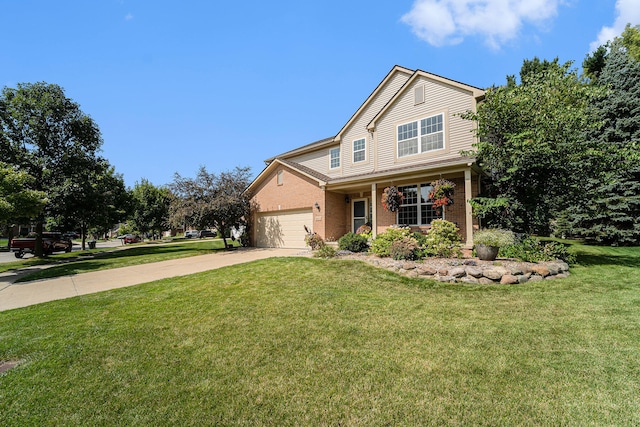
246,65 -> 485,248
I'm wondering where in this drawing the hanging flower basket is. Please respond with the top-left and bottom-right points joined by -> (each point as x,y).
382,186 -> 404,212
428,179 -> 455,214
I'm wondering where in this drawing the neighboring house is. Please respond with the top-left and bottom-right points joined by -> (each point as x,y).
246,65 -> 485,248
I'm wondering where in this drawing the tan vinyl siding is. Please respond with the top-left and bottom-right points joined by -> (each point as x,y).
338,71 -> 410,177
288,149 -> 331,175
375,77 -> 477,171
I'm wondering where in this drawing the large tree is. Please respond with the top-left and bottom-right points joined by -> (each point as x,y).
129,179 -> 170,239
568,36 -> 640,245
169,166 -> 252,248
0,82 -> 102,256
462,59 -> 606,234
49,158 -> 130,249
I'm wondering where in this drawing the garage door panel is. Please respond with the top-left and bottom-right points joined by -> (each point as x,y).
255,210 -> 313,248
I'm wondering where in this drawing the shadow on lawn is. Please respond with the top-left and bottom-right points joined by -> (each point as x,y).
15,243 -> 233,282
575,248 -> 640,268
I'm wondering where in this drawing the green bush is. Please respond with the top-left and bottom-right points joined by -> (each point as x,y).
370,227 -> 413,257
499,236 -> 576,264
338,232 -> 369,252
313,245 -> 336,258
389,236 -> 420,260
423,219 -> 462,258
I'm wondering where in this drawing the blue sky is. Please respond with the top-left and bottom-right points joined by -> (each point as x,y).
2,0 -> 639,187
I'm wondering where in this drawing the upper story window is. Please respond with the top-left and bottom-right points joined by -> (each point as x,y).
397,113 -> 444,158
353,138 -> 366,163
330,147 -> 341,169
277,170 -> 284,185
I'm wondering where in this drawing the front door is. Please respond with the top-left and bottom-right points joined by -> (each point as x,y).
352,199 -> 368,232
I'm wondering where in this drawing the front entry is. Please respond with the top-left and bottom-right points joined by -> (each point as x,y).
352,199 -> 368,232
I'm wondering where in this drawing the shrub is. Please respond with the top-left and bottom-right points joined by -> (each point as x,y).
423,219 -> 462,258
313,245 -> 336,258
338,232 -> 369,253
473,228 -> 515,247
499,236 -> 576,264
370,226 -> 412,257
389,236 -> 420,260
305,232 -> 325,250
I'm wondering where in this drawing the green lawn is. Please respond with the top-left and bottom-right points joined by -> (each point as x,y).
2,239 -> 235,281
1,244 -> 639,425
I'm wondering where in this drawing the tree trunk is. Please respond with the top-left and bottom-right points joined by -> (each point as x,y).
81,222 -> 87,250
34,220 -> 44,257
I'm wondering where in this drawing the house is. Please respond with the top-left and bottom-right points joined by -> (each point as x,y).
246,65 -> 485,249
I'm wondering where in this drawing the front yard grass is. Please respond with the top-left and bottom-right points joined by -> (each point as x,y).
5,239 -> 236,281
1,244 -> 639,425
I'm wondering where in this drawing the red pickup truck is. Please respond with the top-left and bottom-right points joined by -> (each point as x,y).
10,232 -> 73,258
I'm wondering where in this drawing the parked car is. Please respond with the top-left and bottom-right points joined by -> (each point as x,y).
63,231 -> 78,240
185,230 -> 199,238
123,234 -> 141,244
199,230 -> 216,238
10,232 -> 73,258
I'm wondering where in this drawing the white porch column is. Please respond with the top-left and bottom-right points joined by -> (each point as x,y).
371,183 -> 377,238
464,168 -> 474,248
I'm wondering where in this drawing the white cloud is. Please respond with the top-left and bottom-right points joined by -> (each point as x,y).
401,0 -> 562,50
590,0 -> 640,51
125,13 -> 134,21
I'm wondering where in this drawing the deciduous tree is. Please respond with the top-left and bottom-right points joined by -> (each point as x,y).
461,59 -> 606,234
169,166 -> 252,248
129,179 -> 170,239
0,82 -> 102,256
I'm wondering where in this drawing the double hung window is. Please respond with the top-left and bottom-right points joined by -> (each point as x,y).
330,147 -> 340,169
353,138 -> 366,163
397,113 -> 444,158
396,183 -> 443,226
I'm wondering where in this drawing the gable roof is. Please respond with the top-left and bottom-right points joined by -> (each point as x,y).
260,66 -> 484,165
333,65 -> 414,143
245,157 -> 331,195
263,136 -> 335,164
263,65 -> 415,163
367,69 -> 485,131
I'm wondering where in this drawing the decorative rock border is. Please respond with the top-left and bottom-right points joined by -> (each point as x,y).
338,253 -> 570,284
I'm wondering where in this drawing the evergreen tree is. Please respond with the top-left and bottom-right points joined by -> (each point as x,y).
569,39 -> 640,245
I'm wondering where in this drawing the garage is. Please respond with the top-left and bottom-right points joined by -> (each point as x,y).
255,209 -> 313,248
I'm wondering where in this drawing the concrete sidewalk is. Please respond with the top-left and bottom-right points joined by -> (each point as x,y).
0,248 -> 304,312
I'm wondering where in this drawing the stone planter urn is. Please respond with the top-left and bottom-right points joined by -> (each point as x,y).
476,244 -> 499,261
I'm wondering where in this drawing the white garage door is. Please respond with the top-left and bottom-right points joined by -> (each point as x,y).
255,210 -> 313,248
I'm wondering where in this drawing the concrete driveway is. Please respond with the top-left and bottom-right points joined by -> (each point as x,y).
0,247 -> 304,312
